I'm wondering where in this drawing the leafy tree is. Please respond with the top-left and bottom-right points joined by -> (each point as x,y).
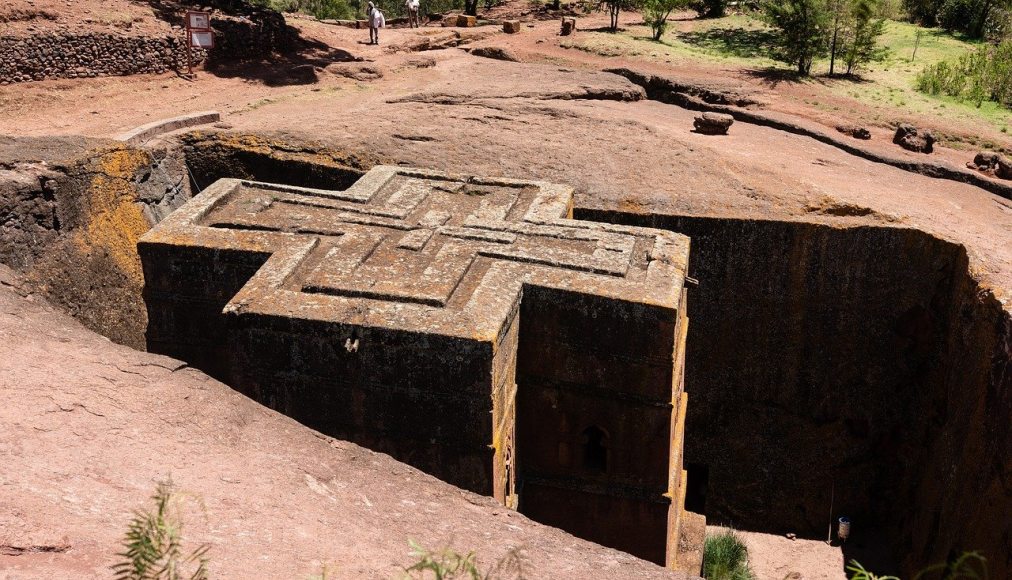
827,0 -> 851,75
605,0 -> 641,30
764,0 -> 831,75
691,0 -> 727,17
645,0 -> 692,39
921,0 -> 1012,38
903,0 -> 942,25
845,0 -> 887,74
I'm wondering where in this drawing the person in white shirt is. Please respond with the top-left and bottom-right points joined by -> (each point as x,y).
366,1 -> 386,45
405,0 -> 421,28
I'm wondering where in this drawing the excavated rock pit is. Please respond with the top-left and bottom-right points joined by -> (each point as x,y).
1,133 -> 1008,577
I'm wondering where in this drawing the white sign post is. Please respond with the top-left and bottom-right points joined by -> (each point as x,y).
184,11 -> 212,79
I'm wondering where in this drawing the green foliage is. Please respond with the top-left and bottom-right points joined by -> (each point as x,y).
875,0 -> 903,18
847,560 -> 900,580
403,541 -> 525,580
264,0 -> 358,19
903,0 -> 1011,38
264,0 -> 464,20
645,0 -> 693,39
917,38 -> 1012,106
904,0 -> 941,25
701,530 -> 755,580
846,0 -> 889,72
604,0 -> 643,30
913,550 -> 989,580
937,0 -> 980,32
848,550 -> 989,580
112,479 -> 210,580
691,0 -> 728,17
763,0 -> 832,74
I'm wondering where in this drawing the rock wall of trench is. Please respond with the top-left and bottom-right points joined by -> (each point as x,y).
577,210 -> 1011,577
182,132 -> 374,192
0,139 -> 190,348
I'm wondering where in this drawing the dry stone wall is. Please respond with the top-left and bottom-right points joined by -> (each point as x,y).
0,9 -> 291,84
0,33 -> 202,84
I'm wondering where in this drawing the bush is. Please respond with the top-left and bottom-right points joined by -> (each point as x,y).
917,38 -> 1012,107
691,0 -> 728,17
875,0 -> 903,18
937,0 -> 979,32
112,479 -> 210,580
263,0 -> 463,19
702,530 -> 755,580
764,0 -> 832,75
645,0 -> 693,39
403,541 -> 524,580
906,0 -> 1011,38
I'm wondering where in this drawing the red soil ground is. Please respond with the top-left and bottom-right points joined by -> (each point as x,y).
1,5 -> 1010,579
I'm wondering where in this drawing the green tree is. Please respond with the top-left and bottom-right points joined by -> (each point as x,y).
605,0 -> 641,30
827,0 -> 851,75
936,0 -> 1011,38
691,0 -> 727,17
903,0 -> 943,25
764,0 -> 832,75
845,0 -> 887,74
645,0 -> 692,39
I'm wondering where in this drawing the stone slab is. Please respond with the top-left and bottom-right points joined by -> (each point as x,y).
116,111 -> 221,146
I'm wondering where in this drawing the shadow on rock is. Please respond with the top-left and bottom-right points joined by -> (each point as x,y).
204,40 -> 360,86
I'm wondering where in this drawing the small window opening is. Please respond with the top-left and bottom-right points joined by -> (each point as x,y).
582,426 -> 608,473
685,462 -> 709,513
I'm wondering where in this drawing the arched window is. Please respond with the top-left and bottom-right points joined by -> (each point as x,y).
582,426 -> 607,473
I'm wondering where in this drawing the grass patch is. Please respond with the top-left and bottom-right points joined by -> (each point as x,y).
702,530 -> 754,580
559,14 -> 1011,134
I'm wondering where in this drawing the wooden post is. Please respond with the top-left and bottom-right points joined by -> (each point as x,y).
186,32 -> 193,79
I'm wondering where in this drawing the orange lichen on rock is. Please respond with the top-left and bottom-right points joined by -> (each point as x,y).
76,147 -> 154,282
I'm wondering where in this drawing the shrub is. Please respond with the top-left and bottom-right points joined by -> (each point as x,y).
112,479 -> 210,580
403,541 -> 524,580
847,550 -> 988,580
937,0 -> 979,33
702,530 -> 755,580
645,0 -> 693,39
916,38 -> 1012,107
691,0 -> 728,17
764,0 -> 832,75
845,0 -> 888,74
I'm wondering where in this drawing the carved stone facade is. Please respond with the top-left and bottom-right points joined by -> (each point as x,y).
139,166 -> 700,568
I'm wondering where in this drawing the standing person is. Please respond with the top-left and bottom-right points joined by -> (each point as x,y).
366,1 -> 385,45
405,0 -> 420,28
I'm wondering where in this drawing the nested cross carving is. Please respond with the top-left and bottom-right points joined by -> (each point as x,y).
144,166 -> 686,340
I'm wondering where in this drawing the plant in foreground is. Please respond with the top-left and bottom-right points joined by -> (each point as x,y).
403,540 -> 524,580
702,529 -> 755,580
847,550 -> 988,580
112,478 -> 210,580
